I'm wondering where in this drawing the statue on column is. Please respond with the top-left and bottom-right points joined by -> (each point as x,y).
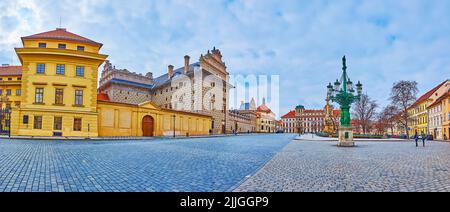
323,96 -> 337,135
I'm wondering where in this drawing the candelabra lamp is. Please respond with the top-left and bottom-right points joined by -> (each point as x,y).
327,56 -> 363,147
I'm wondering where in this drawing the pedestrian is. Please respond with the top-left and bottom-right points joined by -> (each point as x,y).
421,133 -> 426,147
414,132 -> 419,147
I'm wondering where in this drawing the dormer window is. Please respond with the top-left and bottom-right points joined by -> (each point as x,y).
58,44 -> 66,49
38,43 -> 47,48
77,46 -> 85,51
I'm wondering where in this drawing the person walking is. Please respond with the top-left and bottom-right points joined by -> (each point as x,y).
414,132 -> 419,147
421,133 -> 427,147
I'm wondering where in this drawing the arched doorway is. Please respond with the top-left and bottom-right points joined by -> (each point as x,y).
142,115 -> 154,137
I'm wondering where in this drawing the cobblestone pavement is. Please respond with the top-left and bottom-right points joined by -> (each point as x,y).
235,140 -> 450,192
0,134 -> 292,192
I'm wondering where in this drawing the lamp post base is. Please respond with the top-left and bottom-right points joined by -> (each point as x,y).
338,126 -> 355,147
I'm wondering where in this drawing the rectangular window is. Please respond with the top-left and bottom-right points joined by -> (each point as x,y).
55,88 -> 64,105
39,43 -> 47,48
75,90 -> 83,105
77,46 -> 85,51
76,66 -> 85,77
73,118 -> 82,131
54,117 -> 62,131
16,89 -> 21,96
23,115 -> 29,124
6,89 -> 11,96
58,44 -> 66,49
34,116 -> 42,129
0,90 -> 3,95
35,88 -> 44,104
8,78 -> 12,81
56,64 -> 65,75
36,63 -> 45,74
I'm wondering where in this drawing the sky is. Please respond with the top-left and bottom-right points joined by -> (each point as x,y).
0,0 -> 449,118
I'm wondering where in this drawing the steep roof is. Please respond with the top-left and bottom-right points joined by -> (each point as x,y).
411,80 -> 449,108
281,110 -> 296,119
21,28 -> 103,47
109,78 -> 154,89
428,91 -> 450,108
97,93 -> 110,101
0,65 -> 22,76
332,110 -> 341,117
257,103 -> 272,113
296,105 -> 305,110
152,63 -> 200,89
303,109 -> 324,113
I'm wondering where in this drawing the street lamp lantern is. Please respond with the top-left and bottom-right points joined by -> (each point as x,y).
334,79 -> 341,91
327,83 -> 333,97
327,56 -> 363,147
347,78 -> 353,91
356,81 -> 363,96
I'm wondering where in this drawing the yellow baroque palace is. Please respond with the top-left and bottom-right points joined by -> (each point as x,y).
2,28 -> 211,137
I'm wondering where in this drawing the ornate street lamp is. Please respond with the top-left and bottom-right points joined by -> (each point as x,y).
327,56 -> 363,147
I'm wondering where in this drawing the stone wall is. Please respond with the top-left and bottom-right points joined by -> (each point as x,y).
104,84 -> 152,105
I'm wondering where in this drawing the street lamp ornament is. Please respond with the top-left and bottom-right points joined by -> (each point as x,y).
327,56 -> 363,147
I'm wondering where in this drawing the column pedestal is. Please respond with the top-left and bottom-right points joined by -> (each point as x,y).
338,126 -> 355,147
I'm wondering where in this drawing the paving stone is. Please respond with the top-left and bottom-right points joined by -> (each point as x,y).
0,134 -> 290,192
235,140 -> 450,192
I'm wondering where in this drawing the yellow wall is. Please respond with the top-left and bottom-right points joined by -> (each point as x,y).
0,75 -> 22,108
7,30 -> 212,138
444,96 -> 450,139
22,39 -> 101,54
408,101 -> 429,135
11,36 -> 107,137
97,101 -> 212,137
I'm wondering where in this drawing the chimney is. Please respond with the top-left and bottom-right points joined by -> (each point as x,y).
145,72 -> 153,80
168,65 -> 174,79
184,55 -> 190,74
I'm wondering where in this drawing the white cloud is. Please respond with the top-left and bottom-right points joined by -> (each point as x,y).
1,0 -> 449,118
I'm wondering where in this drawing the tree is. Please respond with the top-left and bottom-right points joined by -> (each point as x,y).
378,105 -> 401,135
389,81 -> 418,138
352,94 -> 378,134
373,117 -> 388,135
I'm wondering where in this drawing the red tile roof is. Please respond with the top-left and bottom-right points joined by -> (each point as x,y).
351,119 -> 361,125
97,93 -> 110,101
0,65 -> 22,76
303,109 -> 324,113
257,103 -> 272,113
411,80 -> 449,108
22,28 -> 103,47
427,91 -> 450,108
281,110 -> 296,119
332,110 -> 341,117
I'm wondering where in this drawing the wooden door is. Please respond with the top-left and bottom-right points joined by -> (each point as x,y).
142,116 -> 154,137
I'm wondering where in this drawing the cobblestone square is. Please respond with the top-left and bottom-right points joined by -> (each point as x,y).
0,134 -> 290,192
236,139 -> 450,192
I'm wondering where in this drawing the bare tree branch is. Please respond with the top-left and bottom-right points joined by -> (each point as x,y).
352,94 -> 378,134
389,81 -> 418,138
